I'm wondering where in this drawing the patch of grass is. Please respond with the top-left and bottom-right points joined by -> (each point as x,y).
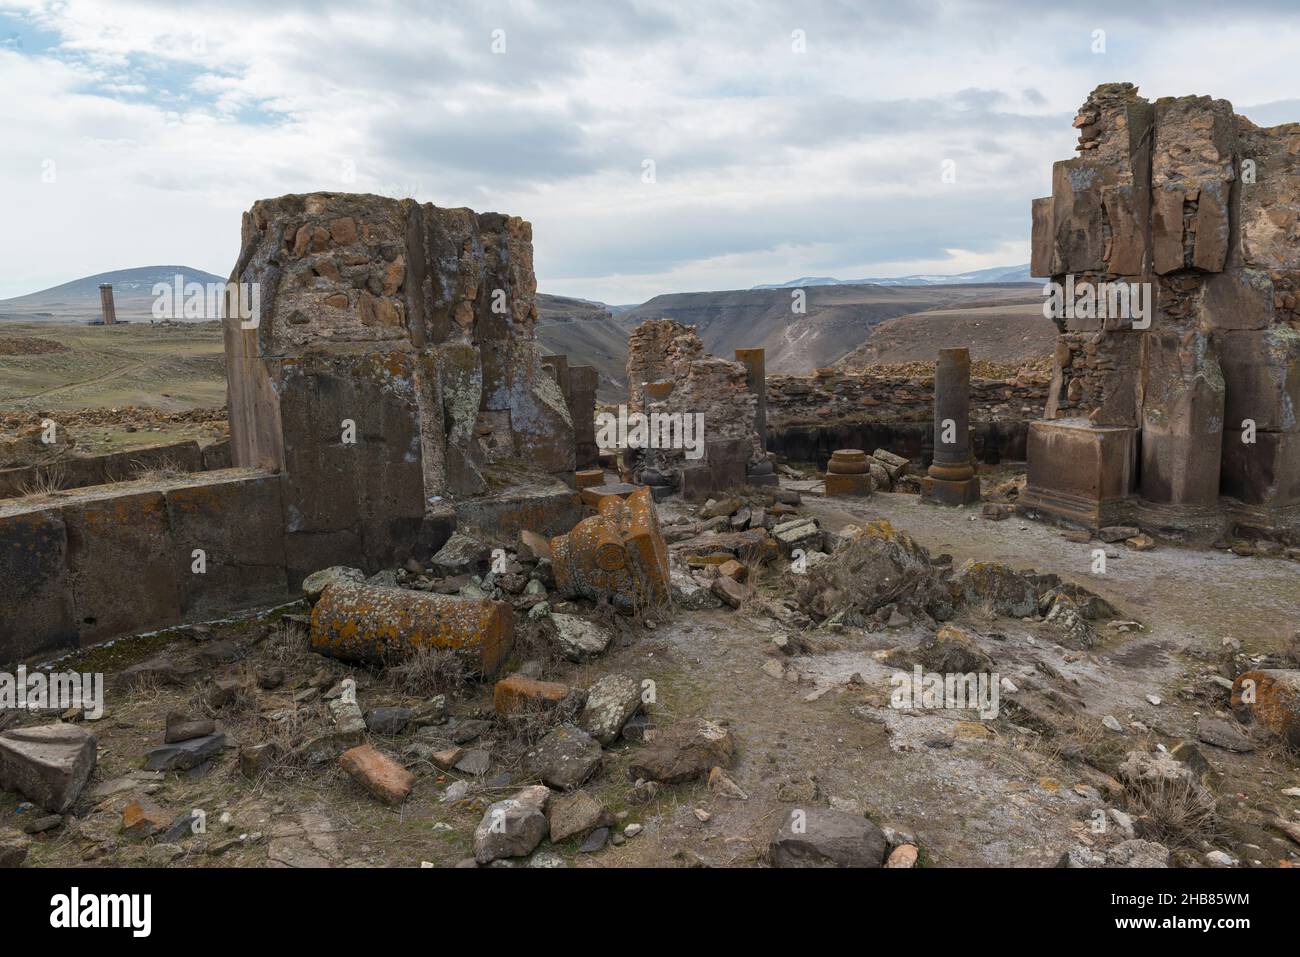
385,643 -> 470,698
1122,776 -> 1216,849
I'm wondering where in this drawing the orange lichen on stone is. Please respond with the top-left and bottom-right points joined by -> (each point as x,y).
550,487 -> 670,612
1232,669 -> 1300,746
493,674 -> 571,715
310,580 -> 513,675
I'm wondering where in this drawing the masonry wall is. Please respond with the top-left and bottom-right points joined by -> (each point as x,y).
0,469 -> 291,666
0,438 -> 231,499
224,193 -> 576,586
1029,83 -> 1300,518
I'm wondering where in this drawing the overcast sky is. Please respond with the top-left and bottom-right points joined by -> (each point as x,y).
2,0 -> 1299,303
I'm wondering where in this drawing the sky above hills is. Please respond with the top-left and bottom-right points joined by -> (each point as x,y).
3,0 -> 1299,302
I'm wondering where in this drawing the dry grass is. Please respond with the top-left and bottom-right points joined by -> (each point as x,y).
17,465 -> 66,498
265,619 -> 312,668
1122,776 -> 1217,848
128,456 -> 192,482
384,643 -> 470,698
497,693 -> 583,747
971,597 -> 998,623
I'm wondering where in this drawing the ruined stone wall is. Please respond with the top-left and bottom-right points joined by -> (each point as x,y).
1,469 -> 291,666
625,319 -> 762,467
767,367 -> 1048,427
225,193 -> 575,584
1030,83 -> 1300,516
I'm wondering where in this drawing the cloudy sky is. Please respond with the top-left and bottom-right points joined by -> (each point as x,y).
2,0 -> 1299,303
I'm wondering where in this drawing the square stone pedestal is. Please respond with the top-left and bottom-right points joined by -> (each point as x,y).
1019,419 -> 1137,528
920,475 -> 981,506
825,472 -> 872,497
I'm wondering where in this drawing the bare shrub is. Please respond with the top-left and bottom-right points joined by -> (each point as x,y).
1122,777 -> 1216,848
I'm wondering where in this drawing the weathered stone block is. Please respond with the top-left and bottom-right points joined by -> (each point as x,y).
493,674 -> 571,715
1140,333 -> 1225,505
1030,196 -> 1057,278
825,472 -> 871,497
454,481 -> 584,541
311,580 -> 514,675
339,744 -> 414,806
1216,327 -> 1300,432
1232,669 -> 1300,747
1198,269 -> 1276,331
1021,420 -> 1137,528
0,506 -> 75,664
1221,429 -> 1300,506
551,487 -> 670,612
165,470 -> 290,619
62,486 -> 181,645
0,723 -> 96,813
1051,161 -> 1106,274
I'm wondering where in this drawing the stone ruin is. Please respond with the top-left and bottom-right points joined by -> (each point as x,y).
225,192 -> 588,584
622,318 -> 772,498
1,193 -> 604,663
1023,83 -> 1300,536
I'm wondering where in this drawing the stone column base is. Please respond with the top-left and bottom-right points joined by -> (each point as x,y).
921,475 -> 981,505
826,472 -> 872,497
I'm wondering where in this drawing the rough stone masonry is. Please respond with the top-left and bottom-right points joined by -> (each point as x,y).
1023,83 -> 1300,535
224,192 -> 577,586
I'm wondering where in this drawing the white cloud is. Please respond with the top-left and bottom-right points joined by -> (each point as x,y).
1,0 -> 1298,301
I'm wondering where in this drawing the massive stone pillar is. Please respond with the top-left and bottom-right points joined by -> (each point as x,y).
98,284 -> 116,325
922,348 -> 980,505
224,192 -> 574,586
1023,82 -> 1300,532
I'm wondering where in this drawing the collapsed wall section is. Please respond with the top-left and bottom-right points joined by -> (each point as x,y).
623,319 -> 763,496
224,193 -> 575,584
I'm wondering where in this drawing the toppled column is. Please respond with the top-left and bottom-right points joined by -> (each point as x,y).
98,284 -> 116,325
922,348 -> 980,505
550,486 -> 670,612
310,580 -> 514,675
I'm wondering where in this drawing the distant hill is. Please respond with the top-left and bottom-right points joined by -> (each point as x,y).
837,300 -> 1057,367
616,282 -> 1043,373
0,266 -> 228,323
535,293 -> 629,399
752,263 -> 1038,288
